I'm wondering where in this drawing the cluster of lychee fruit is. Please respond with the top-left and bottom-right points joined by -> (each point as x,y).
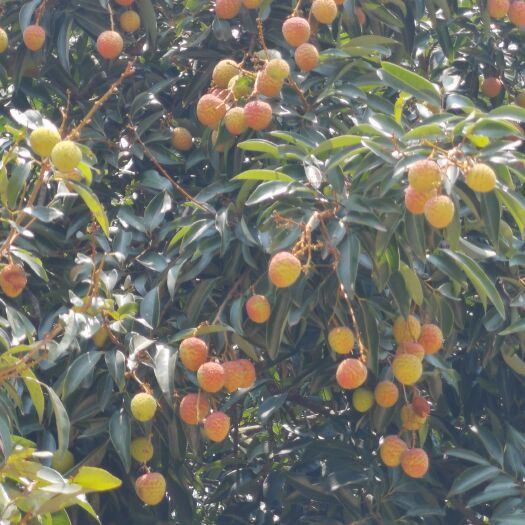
488,0 -> 525,26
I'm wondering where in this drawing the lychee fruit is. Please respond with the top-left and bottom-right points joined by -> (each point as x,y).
482,77 -> 502,98
392,354 -> 423,385
400,448 -> 429,478
179,393 -> 209,425
256,70 -> 284,98
135,472 -> 166,506
29,127 -> 61,158
130,437 -> 154,463
197,94 -> 227,129
0,29 -> 8,53
396,341 -> 425,361
93,326 -> 109,348
516,91 -> 525,107
465,163 -> 497,192
171,127 -> 193,151
268,251 -> 301,288
418,323 -> 443,355
294,43 -> 319,72
328,326 -> 355,354
380,435 -> 408,467
412,396 -> 431,418
488,0 -> 510,18
51,450 -> 75,473
266,59 -> 290,81
179,336 -> 208,371
407,159 -> 442,193
213,59 -> 239,89
311,0 -> 338,24
23,25 -> 46,51
0,264 -> 27,298
204,411 -> 230,442
509,0 -> 525,26
215,0 -> 242,19
197,362 -> 225,393
374,381 -> 399,408
223,360 -> 245,392
130,392 -> 157,422
282,17 -> 311,47
51,140 -> 82,172
244,100 -> 273,130
424,195 -> 455,229
404,186 -> 434,215
224,107 -> 248,136
336,358 -> 368,390
352,388 -> 374,412
120,10 -> 141,32
242,0 -> 263,7
246,295 -> 271,323
401,403 -> 427,430
96,30 -> 124,60
115,0 -> 134,5
237,359 -> 256,388
393,315 -> 421,343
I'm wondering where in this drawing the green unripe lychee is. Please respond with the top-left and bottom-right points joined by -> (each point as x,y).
51,450 -> 75,473
130,392 -> 157,422
130,437 -> 154,463
51,141 -> 82,172
30,127 -> 61,157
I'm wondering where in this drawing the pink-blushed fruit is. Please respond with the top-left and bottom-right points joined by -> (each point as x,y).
224,107 -> 248,135
256,70 -> 283,98
311,0 -> 338,24
328,327 -> 355,354
216,0 -> 242,19
96,31 -> 124,59
115,0 -> 134,5
336,358 -> 368,389
380,435 -> 408,467
482,77 -> 502,98
244,100 -> 273,130
23,25 -> 45,51
488,0 -> 510,18
509,0 -> 525,26
213,59 -> 239,88
404,186 -> 434,215
401,404 -> 427,430
407,159 -> 442,193
204,411 -> 230,442
396,341 -> 425,361
268,251 -> 301,288
294,43 -> 319,72
171,127 -> 193,151
223,360 -> 245,392
196,94 -> 227,129
465,163 -> 497,192
418,324 -> 443,355
120,10 -> 141,32
179,336 -> 208,371
282,17 -> 311,47
130,392 -> 157,422
393,315 -> 421,343
412,396 -> 431,417
237,359 -> 256,388
246,295 -> 271,323
400,448 -> 429,478
242,0 -> 263,7
179,393 -> 209,425
392,354 -> 423,385
135,472 -> 166,505
197,362 -> 225,393
266,59 -> 290,81
424,195 -> 455,229
374,381 -> 399,408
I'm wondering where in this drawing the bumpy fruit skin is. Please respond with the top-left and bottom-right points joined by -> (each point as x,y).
29,127 -> 61,157
328,326 -> 355,354
135,472 -> 166,506
204,411 -> 231,442
465,163 -> 497,192
246,295 -> 271,323
412,396 -> 431,417
294,43 -> 319,72
407,159 -> 441,193
401,448 -> 429,478
482,77 -> 502,98
352,388 -> 374,412
179,393 -> 209,425
392,354 -> 423,385
256,70 -> 283,98
311,0 -> 338,24
336,358 -> 368,390
0,29 -> 8,53
374,381 -> 399,408
380,435 -> 408,467
418,323 -> 443,355
197,94 -> 227,129
216,0 -> 242,19
115,0 -> 134,5
268,251 -> 301,288
237,359 -> 256,388
282,17 -> 311,47
96,31 -> 124,59
393,315 -> 421,343
51,141 -> 82,172
242,0 -> 263,7
488,0 -> 510,18
23,25 -> 46,51
424,195 -> 455,229
179,336 -> 208,371
266,59 -> 290,81
0,264 -> 27,298
396,341 -> 425,361
213,59 -> 239,88
130,437 -> 154,463
197,362 -> 225,393
171,127 -> 193,151
120,10 -> 141,32
93,326 -> 109,348
404,186 -> 434,215
224,107 -> 248,136
223,360 -> 245,392
244,100 -> 273,130
509,0 -> 525,26
401,404 -> 427,430
130,392 -> 157,422
51,450 -> 75,473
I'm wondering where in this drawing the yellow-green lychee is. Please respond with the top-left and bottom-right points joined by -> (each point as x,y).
130,392 -> 157,422
51,450 -> 75,473
29,127 -> 61,158
130,437 -> 154,463
51,141 -> 82,172
352,388 -> 374,412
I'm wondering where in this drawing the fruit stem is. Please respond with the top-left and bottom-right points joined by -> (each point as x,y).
256,18 -> 269,60
291,0 -> 303,16
286,76 -> 309,112
35,0 -> 46,25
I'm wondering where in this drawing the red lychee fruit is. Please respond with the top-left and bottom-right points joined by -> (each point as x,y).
311,0 -> 338,24
400,448 -> 429,478
179,336 -> 208,371
0,264 -> 27,298
223,360 -> 245,392
216,0 -> 242,19
224,107 -> 248,136
482,77 -> 502,98
135,472 -> 166,505
244,100 -> 273,130
197,362 -> 225,393
336,358 -> 368,390
237,359 -> 256,388
282,17 -> 311,47
171,127 -> 193,152
268,251 -> 301,288
96,31 -> 124,60
245,295 -> 271,323
179,393 -> 210,425
204,411 -> 230,442
294,43 -> 319,72
23,25 -> 46,51
197,94 -> 227,129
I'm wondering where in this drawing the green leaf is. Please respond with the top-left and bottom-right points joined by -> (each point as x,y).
258,394 -> 288,424
21,373 -> 45,423
109,411 -> 131,474
313,135 -> 362,156
140,287 -> 160,329
336,233 -> 360,299
399,262 -> 423,305
43,385 -> 70,455
232,169 -> 295,183
72,467 -> 122,492
446,448 -> 491,466
356,300 -> 379,374
448,465 -> 500,497
237,139 -> 280,157
266,292 -> 292,360
69,182 -> 110,237
62,352 -> 103,398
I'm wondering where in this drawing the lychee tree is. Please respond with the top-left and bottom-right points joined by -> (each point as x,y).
0,0 -> 524,524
